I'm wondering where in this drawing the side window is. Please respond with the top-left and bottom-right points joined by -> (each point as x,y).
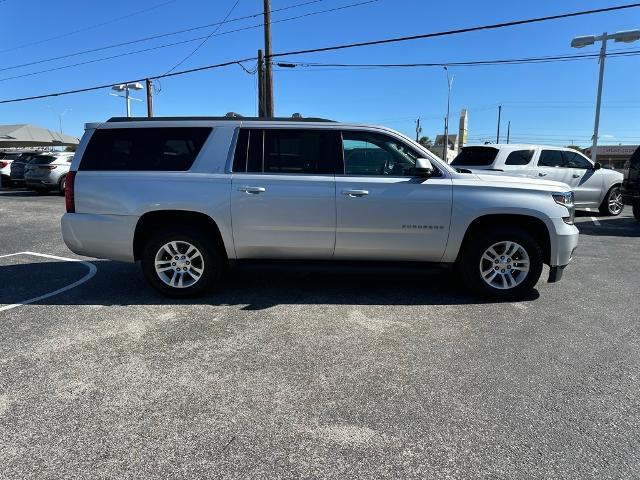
504,149 -> 534,166
232,129 -> 249,172
262,129 -> 339,174
563,151 -> 592,169
80,127 -> 212,171
538,150 -> 565,168
342,131 -> 419,176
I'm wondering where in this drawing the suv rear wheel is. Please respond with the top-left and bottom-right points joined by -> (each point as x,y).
141,229 -> 223,297
599,186 -> 624,216
459,226 -> 543,299
58,175 -> 67,196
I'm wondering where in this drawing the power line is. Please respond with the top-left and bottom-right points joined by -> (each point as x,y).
1,2 -> 639,105
0,0 -> 179,54
0,1 -> 379,83
0,57 -> 256,105
0,0 -> 331,74
164,0 -> 241,75
267,3 -> 640,58
274,49 -> 640,70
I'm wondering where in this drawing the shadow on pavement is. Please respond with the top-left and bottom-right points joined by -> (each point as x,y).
0,259 -> 540,310
576,215 -> 640,237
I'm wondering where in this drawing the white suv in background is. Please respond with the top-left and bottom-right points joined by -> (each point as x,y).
451,145 -> 624,216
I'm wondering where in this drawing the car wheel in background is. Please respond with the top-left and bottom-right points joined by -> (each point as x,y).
458,226 -> 543,300
58,175 -> 67,196
141,229 -> 223,298
599,186 -> 624,216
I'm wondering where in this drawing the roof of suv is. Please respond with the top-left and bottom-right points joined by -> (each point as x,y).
107,116 -> 336,123
464,144 -> 578,151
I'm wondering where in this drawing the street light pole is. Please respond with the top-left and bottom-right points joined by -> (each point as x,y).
571,29 -> 640,162
591,33 -> 607,163
443,66 -> 453,162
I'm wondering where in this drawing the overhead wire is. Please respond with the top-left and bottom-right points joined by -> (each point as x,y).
1,3 -> 640,104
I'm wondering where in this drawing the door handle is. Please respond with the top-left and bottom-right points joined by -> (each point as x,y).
538,172 -> 547,177
342,189 -> 369,197
239,186 -> 266,194
572,174 -> 580,178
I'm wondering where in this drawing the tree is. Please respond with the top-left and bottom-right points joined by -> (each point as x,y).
418,136 -> 432,147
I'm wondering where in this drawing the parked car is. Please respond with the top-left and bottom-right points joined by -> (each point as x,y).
621,146 -> 640,221
24,152 -> 75,195
9,151 -> 40,186
1,152 -> 18,187
62,117 -> 579,300
451,145 -> 625,216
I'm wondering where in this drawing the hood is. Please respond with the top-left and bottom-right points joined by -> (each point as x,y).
472,173 -> 571,192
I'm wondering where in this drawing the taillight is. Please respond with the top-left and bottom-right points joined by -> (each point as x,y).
0,161 -> 7,168
65,171 -> 76,213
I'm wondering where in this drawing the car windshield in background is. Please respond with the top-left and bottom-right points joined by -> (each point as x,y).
451,147 -> 499,166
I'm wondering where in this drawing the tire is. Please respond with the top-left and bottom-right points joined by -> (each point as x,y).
141,229 -> 223,298
458,226 -> 544,300
58,175 -> 67,196
633,200 -> 640,222
598,185 -> 624,216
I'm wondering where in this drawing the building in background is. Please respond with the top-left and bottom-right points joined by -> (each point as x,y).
427,109 -> 468,163
584,145 -> 639,170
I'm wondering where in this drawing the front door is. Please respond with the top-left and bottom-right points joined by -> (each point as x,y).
535,149 -> 574,186
562,150 -> 604,207
230,128 -> 340,259
334,131 -> 452,261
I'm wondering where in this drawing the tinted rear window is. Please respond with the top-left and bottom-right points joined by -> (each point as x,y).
451,147 -> 498,166
504,149 -> 534,166
232,128 -> 340,174
80,127 -> 211,171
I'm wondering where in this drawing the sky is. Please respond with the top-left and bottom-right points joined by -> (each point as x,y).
0,0 -> 639,147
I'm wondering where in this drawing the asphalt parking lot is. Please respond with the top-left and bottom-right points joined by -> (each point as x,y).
0,188 -> 638,479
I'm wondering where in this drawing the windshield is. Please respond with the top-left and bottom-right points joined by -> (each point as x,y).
451,147 -> 499,167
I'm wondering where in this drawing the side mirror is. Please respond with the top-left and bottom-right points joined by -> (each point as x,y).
593,162 -> 602,170
413,158 -> 434,177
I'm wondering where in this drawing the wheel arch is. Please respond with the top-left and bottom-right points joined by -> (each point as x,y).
133,210 -> 230,262
456,214 -> 551,265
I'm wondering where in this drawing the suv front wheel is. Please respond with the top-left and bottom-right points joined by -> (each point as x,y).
459,226 -> 543,300
141,229 -> 222,297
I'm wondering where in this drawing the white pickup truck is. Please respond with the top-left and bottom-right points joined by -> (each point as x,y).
61,117 -> 579,299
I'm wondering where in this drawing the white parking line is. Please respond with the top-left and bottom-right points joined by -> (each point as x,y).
0,252 -> 96,312
590,216 -> 601,226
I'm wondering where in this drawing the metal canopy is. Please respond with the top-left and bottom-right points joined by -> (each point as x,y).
0,124 -> 79,147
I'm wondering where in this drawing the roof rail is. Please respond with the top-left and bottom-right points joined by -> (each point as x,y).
106,116 -> 336,123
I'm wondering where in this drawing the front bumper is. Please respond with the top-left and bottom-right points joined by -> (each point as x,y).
547,218 -> 579,282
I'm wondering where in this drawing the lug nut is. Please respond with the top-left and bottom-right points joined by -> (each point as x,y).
175,256 -> 179,260
172,262 -> 176,266
495,266 -> 499,270
181,256 -> 186,259
501,269 -> 505,273
186,261 -> 190,265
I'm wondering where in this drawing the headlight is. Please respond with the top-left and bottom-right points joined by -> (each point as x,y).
552,191 -> 575,225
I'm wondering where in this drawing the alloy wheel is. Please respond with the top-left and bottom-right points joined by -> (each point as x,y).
479,241 -> 530,290
154,241 -> 204,288
608,189 -> 623,215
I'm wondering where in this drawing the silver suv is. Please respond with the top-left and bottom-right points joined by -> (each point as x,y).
24,151 -> 75,195
62,117 -> 579,299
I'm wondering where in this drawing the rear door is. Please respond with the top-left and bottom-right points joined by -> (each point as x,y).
230,128 -> 340,259
334,130 -> 452,261
535,149 -> 573,186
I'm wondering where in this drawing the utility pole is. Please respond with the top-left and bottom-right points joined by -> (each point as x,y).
415,117 -> 421,142
263,0 -> 274,117
145,79 -> 154,118
496,105 -> 502,144
506,121 -> 510,144
443,66 -> 453,162
591,34 -> 607,162
257,50 -> 265,117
